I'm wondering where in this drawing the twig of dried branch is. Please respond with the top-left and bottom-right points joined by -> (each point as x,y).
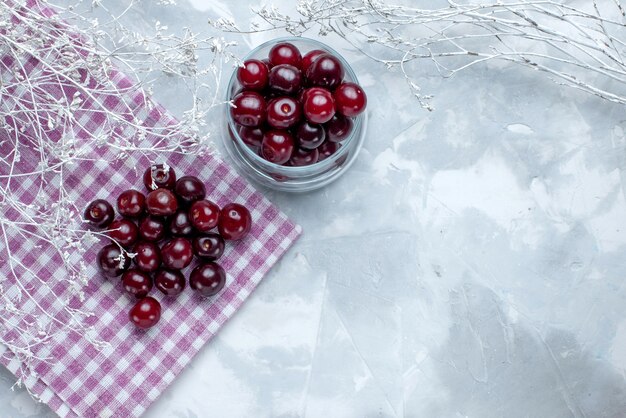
0,0 -> 237,391
213,0 -> 626,110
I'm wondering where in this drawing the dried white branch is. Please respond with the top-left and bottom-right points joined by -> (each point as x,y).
216,0 -> 626,110
0,0 -> 237,391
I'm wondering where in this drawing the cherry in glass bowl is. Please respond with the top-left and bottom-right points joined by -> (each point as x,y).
222,37 -> 367,192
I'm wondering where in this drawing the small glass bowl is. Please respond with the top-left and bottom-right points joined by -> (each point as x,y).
222,37 -> 367,192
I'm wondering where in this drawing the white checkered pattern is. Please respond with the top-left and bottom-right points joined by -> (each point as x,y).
0,1 -> 302,417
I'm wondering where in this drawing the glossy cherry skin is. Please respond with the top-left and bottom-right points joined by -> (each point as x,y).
334,82 -> 367,117
146,188 -> 178,217
122,269 -> 153,298
117,189 -> 146,218
318,141 -> 341,161
189,200 -> 220,232
289,147 -> 319,166
129,296 -> 161,329
169,209 -> 195,237
192,233 -> 225,261
296,121 -> 326,149
261,130 -> 295,164
218,203 -> 252,240
303,87 -> 335,124
238,126 -> 264,149
143,164 -> 176,191
268,64 -> 302,96
189,262 -> 226,297
267,96 -> 301,129
268,42 -> 302,68
160,237 -> 193,270
138,216 -> 166,242
306,53 -> 344,89
297,87 -> 309,103
133,241 -> 161,273
175,176 -> 206,205
108,219 -> 139,247
325,114 -> 353,142
301,49 -> 326,73
237,59 -> 269,91
154,269 -> 185,296
84,199 -> 114,228
263,88 -> 283,101
98,244 -> 130,277
231,91 -> 266,127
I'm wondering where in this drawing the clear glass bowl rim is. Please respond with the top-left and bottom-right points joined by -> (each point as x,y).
224,36 -> 364,175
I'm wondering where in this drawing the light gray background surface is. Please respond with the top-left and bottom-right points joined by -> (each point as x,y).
2,0 -> 625,417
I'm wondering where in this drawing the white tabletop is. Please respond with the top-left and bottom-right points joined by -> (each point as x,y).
2,0 -> 625,417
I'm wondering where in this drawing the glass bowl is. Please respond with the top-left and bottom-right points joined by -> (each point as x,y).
222,37 -> 367,192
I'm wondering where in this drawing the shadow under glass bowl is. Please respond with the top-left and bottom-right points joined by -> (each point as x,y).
222,37 -> 367,193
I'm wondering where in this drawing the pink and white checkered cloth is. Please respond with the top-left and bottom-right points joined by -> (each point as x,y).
0,2 -> 301,417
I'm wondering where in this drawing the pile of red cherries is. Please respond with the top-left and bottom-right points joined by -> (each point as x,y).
231,41 -> 367,166
84,164 -> 252,329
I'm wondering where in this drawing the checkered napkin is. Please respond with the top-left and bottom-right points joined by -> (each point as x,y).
0,2 -> 301,417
